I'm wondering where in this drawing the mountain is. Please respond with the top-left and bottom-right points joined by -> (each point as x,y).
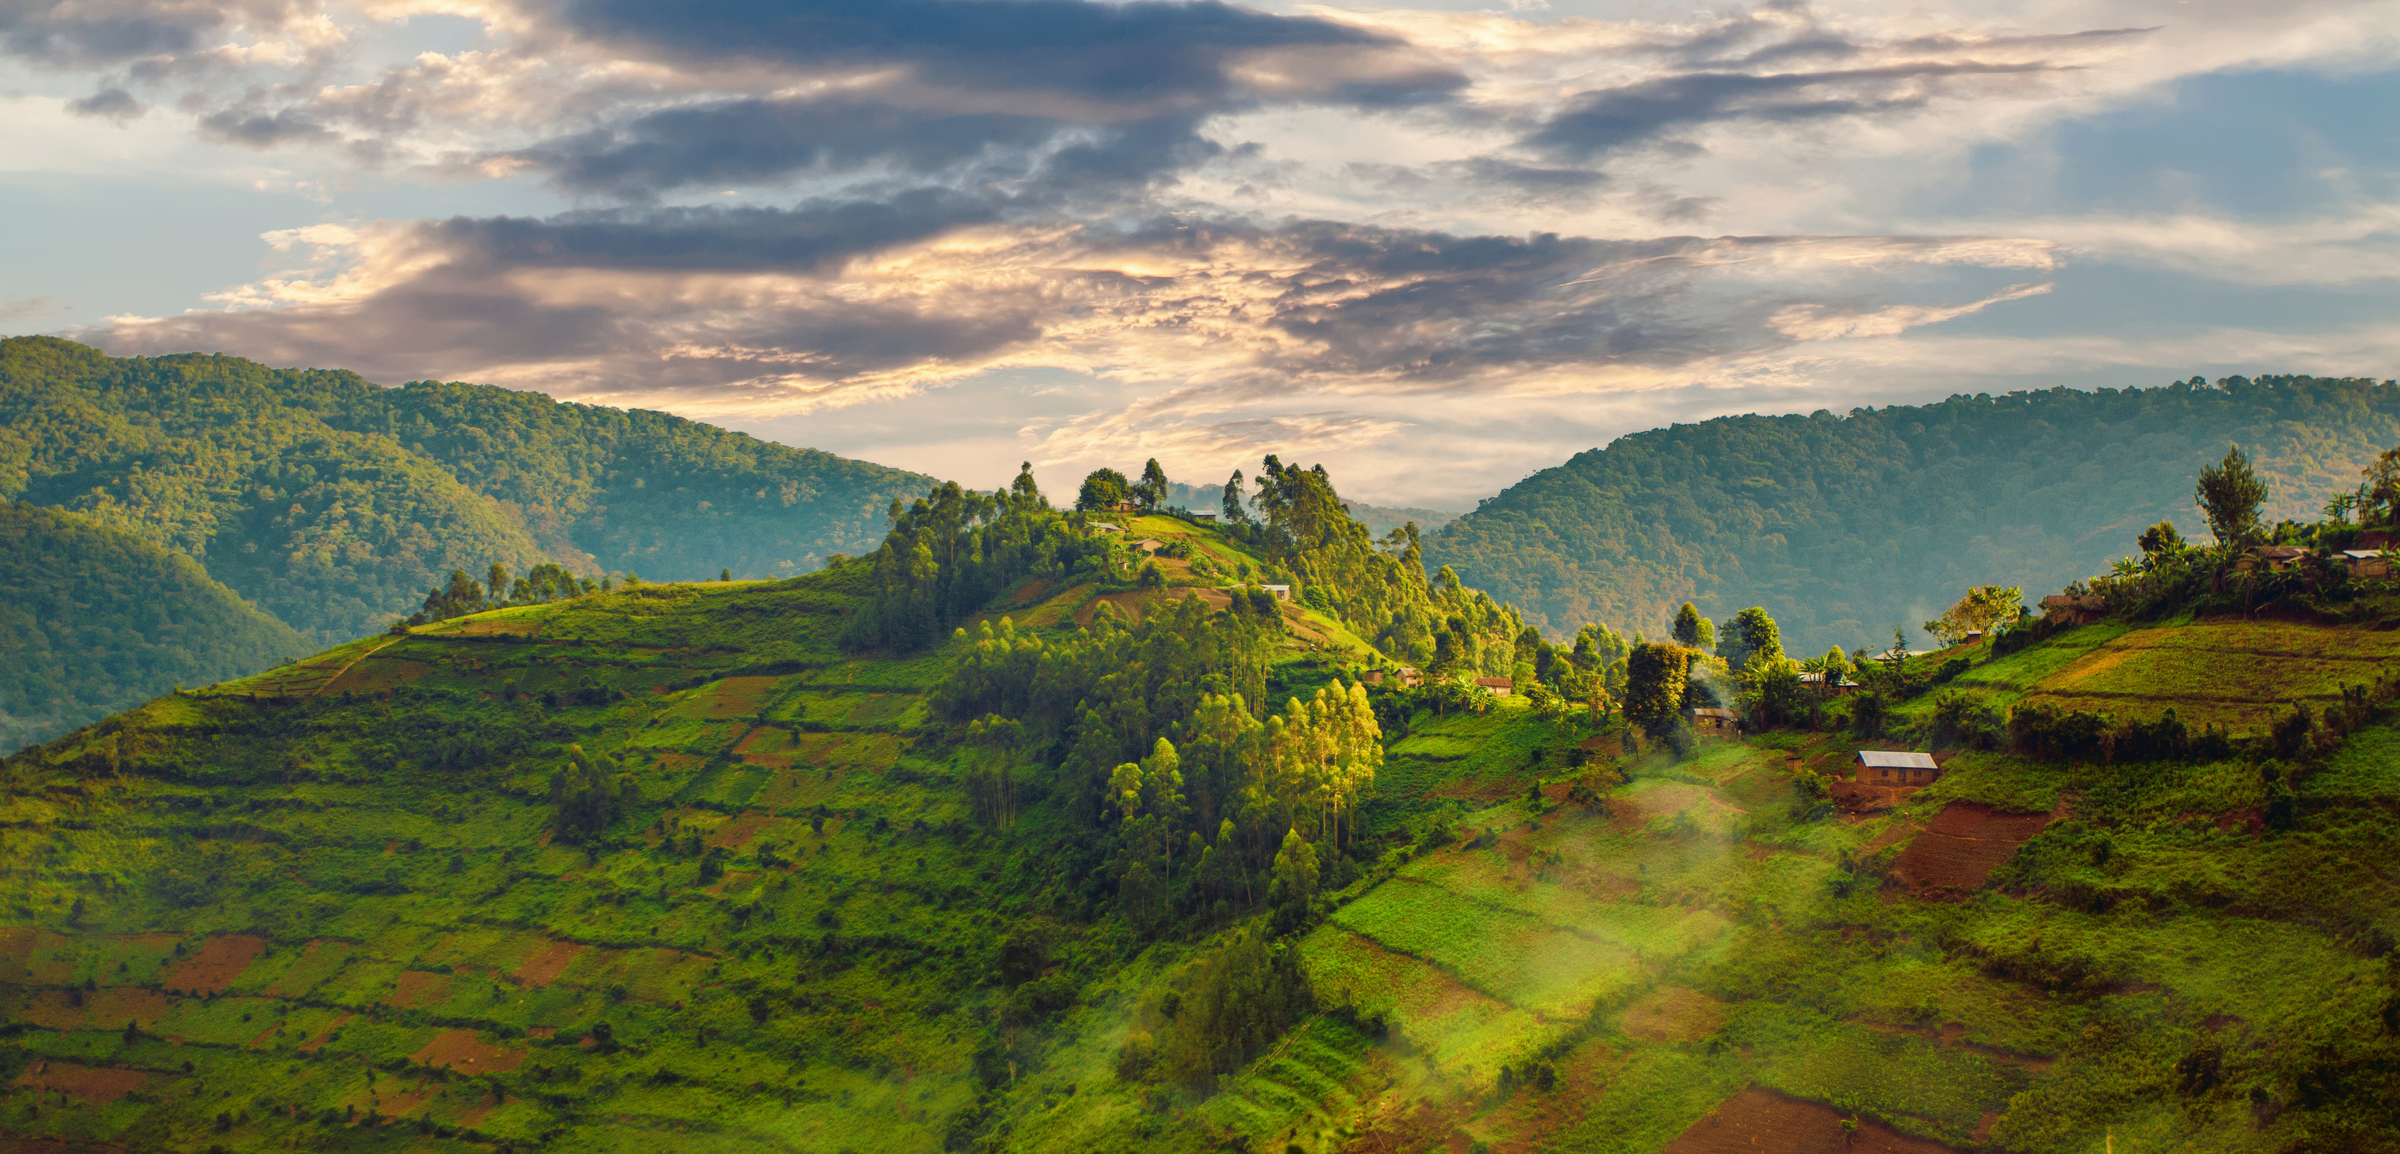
7,468 -> 2400,1152
0,501 -> 307,751
1426,374 -> 2400,653
0,337 -> 935,644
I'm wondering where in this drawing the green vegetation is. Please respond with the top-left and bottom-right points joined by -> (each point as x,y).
1429,373 -> 2400,651
0,336 -> 931,643
11,442 -> 2400,1154
0,502 -> 307,751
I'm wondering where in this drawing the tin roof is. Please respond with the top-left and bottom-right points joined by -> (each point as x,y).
1686,707 -> 1738,718
1855,750 -> 1937,769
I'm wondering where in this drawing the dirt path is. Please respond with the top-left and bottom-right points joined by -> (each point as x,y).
310,639 -> 400,697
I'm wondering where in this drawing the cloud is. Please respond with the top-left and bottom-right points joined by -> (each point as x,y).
1767,281 -> 2053,340
65,87 -> 145,119
87,203 -> 2062,424
0,0 -> 310,68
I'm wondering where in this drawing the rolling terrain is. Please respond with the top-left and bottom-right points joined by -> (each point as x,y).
4,490 -> 2400,1153
1427,374 -> 2400,651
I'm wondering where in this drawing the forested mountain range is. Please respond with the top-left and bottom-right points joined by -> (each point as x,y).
0,502 -> 306,751
0,337 -> 934,644
1426,374 -> 2400,654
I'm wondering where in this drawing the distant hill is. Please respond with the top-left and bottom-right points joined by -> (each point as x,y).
0,337 -> 935,642
1426,375 -> 2400,653
0,502 -> 306,750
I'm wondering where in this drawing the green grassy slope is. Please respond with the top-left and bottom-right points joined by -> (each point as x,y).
1426,375 -> 2400,651
5,524 -> 2399,1152
0,502 -> 308,752
0,337 -> 934,643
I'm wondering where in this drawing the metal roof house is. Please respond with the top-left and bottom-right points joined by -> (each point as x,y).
1261,584 -> 1292,601
1474,677 -> 1514,697
1855,750 -> 1940,786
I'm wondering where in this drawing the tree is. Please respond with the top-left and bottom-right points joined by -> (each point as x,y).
1624,642 -> 1690,733
2137,521 -> 2186,569
2195,444 -> 2268,546
488,562 -> 509,604
1222,470 -> 1248,523
720,567 -> 731,582
1922,585 -> 2022,645
1671,602 -> 1712,649
1716,607 -> 1782,670
1137,459 -> 1170,511
1077,468 -> 1132,511
2360,445 -> 2400,527
1270,829 -> 1318,915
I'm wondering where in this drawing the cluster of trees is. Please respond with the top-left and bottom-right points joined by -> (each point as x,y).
841,467 -> 1115,650
402,561 -> 606,627
548,745 -> 641,842
934,599 -> 1381,935
0,336 -> 929,644
1075,459 -> 1173,512
1429,374 -> 2400,654
0,502 -> 307,751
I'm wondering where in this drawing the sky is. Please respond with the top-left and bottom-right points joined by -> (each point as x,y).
3,0 -> 2395,508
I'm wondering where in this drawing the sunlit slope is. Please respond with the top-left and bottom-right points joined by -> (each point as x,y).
0,572 -> 998,1153
1927,618 -> 2400,732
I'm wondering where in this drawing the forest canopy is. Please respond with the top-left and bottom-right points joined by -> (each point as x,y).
0,502 -> 306,750
1426,375 -> 2400,654
0,337 -> 933,642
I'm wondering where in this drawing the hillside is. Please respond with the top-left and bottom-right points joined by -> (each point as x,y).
0,337 -> 934,644
0,503 -> 308,752
7,469 -> 2400,1153
1427,374 -> 2400,651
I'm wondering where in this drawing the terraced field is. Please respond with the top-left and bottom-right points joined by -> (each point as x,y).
1949,619 -> 2400,731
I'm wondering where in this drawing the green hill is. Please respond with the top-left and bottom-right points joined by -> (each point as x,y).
1426,374 -> 2400,651
7,465 -> 2400,1153
0,502 -> 307,753
0,337 -> 934,644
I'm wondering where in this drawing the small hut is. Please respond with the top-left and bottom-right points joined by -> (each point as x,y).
1855,750 -> 1940,786
1685,707 -> 1739,737
1474,677 -> 1514,697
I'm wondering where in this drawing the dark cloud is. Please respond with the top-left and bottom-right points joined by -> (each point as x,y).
200,104 -> 332,147
1530,62 -> 2054,161
0,0 -> 301,67
554,0 -> 1459,108
522,97 -> 1063,198
66,86 -> 143,119
429,193 -> 1004,273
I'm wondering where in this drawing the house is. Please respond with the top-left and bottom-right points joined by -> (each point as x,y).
1474,677 -> 1514,697
1092,522 -> 1125,534
1188,512 -> 1219,523
1261,584 -> 1292,601
1397,666 -> 1423,688
2345,549 -> 2394,578
1686,707 -> 1739,737
1129,538 -> 1166,555
2234,545 -> 2309,573
1361,669 -> 1384,685
1855,750 -> 1940,787
2039,593 -> 2106,625
1798,671 -> 1856,697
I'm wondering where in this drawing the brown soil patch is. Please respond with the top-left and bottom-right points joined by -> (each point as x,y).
20,986 -> 173,1032
697,676 -> 781,718
1008,577 -> 1054,607
705,870 -> 762,896
1073,590 -> 1156,627
410,1029 -> 528,1074
733,727 -> 796,767
1618,986 -> 1731,1043
391,971 -> 452,1009
369,1082 -> 441,1118
1662,1087 -> 1964,1154
456,616 -> 542,637
161,934 -> 266,994
1894,803 -> 2056,897
706,811 -> 772,849
513,940 -> 586,986
12,1063 -> 146,1105
299,1013 -> 354,1052
0,928 -> 71,984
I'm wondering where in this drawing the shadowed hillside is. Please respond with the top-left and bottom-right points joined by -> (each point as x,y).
0,502 -> 307,751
